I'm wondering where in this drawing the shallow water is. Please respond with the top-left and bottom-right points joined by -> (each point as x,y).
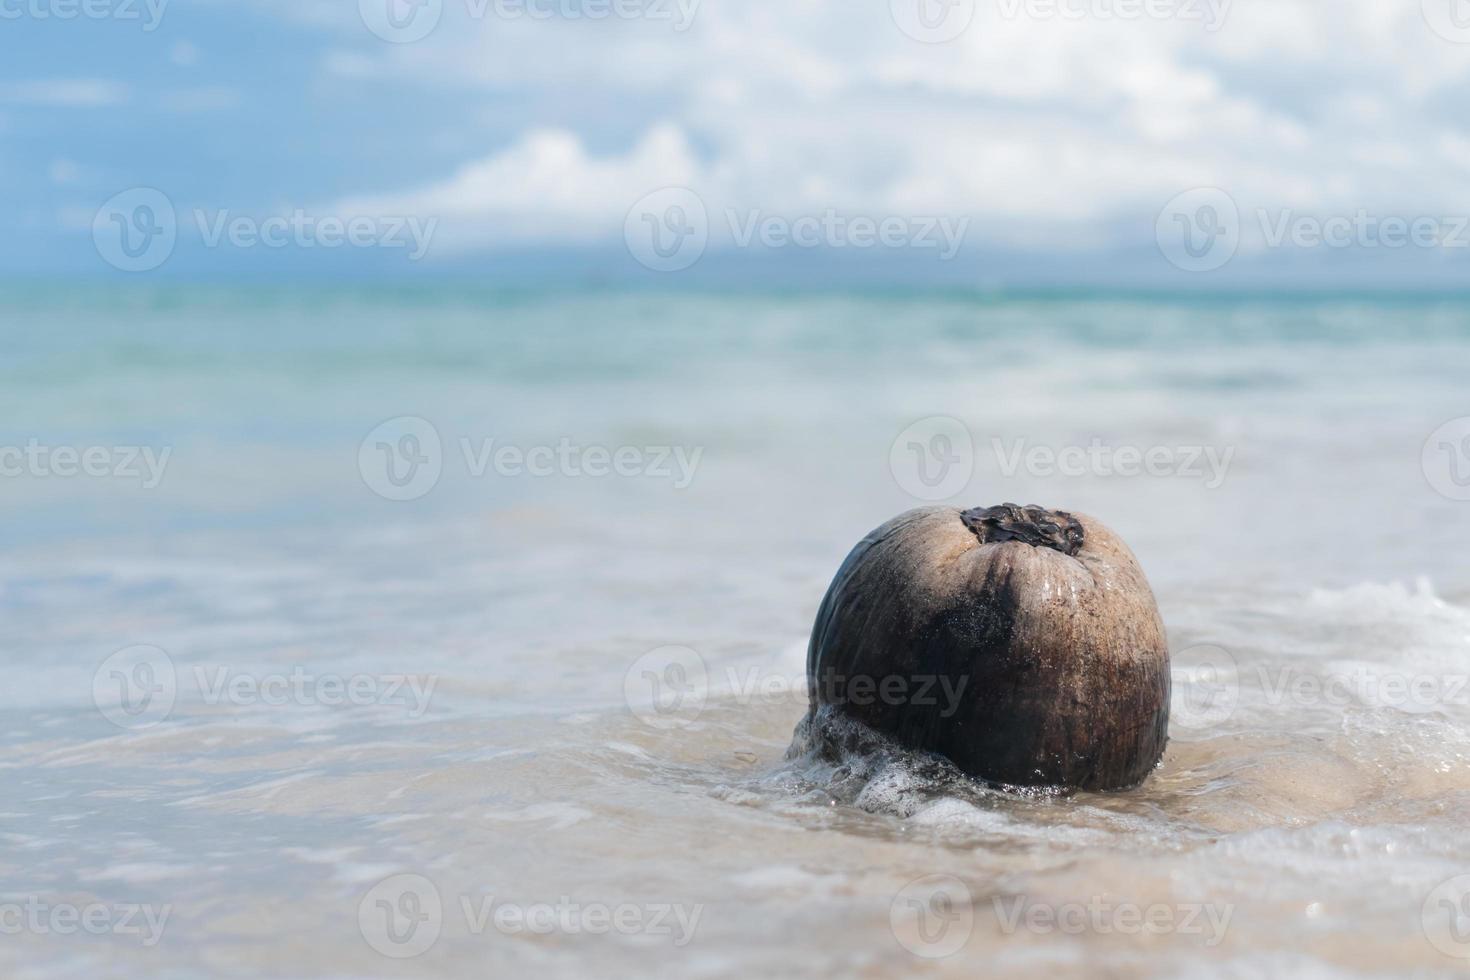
2,287 -> 1470,977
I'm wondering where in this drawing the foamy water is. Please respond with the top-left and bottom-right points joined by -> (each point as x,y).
2,287 -> 1469,977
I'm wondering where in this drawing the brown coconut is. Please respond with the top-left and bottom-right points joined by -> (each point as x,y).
797,504 -> 1170,791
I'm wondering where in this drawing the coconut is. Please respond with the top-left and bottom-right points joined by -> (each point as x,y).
796,503 -> 1170,791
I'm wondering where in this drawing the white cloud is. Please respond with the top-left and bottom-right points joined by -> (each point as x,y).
316,0 -> 1470,251
48,159 -> 82,186
335,123 -> 701,249
171,40 -> 201,67
161,87 -> 242,112
1,80 -> 130,108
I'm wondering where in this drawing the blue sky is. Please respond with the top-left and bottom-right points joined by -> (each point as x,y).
10,0 -> 1470,286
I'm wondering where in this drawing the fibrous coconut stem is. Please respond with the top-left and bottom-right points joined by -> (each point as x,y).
960,503 -> 1085,557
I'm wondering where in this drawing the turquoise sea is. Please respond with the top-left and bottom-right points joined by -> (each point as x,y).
3,285 -> 1470,977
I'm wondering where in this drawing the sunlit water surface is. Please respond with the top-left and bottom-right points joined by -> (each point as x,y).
2,287 -> 1469,977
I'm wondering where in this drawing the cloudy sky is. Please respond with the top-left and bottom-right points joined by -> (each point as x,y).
9,0 -> 1470,285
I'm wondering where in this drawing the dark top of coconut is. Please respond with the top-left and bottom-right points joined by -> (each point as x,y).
960,503 -> 1084,557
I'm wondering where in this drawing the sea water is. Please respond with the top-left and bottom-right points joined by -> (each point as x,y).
1,285 -> 1468,977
